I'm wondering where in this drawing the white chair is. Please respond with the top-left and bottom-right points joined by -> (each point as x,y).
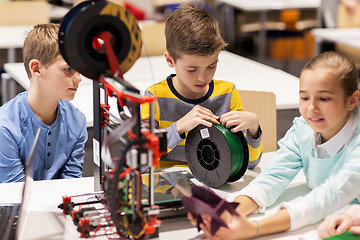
335,3 -> 360,67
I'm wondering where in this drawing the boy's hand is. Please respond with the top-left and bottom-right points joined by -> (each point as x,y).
220,111 -> 260,139
176,105 -> 219,135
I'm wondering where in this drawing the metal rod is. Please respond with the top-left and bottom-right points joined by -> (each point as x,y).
69,191 -> 104,198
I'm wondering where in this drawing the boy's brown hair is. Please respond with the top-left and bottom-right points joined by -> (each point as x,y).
22,23 -> 60,78
165,4 -> 227,61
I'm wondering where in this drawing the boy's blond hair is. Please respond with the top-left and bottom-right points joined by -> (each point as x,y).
22,23 -> 60,78
165,4 -> 227,62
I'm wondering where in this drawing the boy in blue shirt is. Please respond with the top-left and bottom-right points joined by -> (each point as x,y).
0,23 -> 87,182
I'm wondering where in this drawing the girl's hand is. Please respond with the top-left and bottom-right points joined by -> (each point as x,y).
317,213 -> 353,238
220,111 -> 260,139
187,212 -> 197,226
200,211 -> 259,240
349,226 -> 360,235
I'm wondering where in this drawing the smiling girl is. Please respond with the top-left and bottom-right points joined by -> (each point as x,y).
197,51 -> 360,239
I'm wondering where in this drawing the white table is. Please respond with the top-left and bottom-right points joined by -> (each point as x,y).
0,25 -> 32,63
47,3 -> 70,22
217,70 -> 299,110
1,63 -> 162,127
0,152 -> 331,240
102,51 -> 299,110
311,27 -> 360,55
0,4 -> 69,102
0,25 -> 32,104
215,0 -> 320,61
1,63 -> 149,127
216,0 -> 320,11
125,50 -> 276,81
2,51 -> 299,125
0,177 -> 95,239
0,4 -> 69,62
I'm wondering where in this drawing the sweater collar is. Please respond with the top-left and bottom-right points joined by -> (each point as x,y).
166,74 -> 214,104
314,110 -> 358,158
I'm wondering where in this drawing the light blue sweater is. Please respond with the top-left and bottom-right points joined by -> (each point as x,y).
240,110 -> 360,230
0,92 -> 88,183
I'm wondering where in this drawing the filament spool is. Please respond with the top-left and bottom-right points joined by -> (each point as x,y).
58,0 -> 142,80
185,124 -> 249,188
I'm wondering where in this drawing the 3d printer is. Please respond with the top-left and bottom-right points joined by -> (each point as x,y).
57,1 -> 167,238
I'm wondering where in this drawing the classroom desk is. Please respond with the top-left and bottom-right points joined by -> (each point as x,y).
0,152 -> 333,240
47,3 -> 71,22
0,25 -> 29,102
0,4 -> 69,63
0,4 -> 69,103
2,51 -> 299,125
311,27 -> 360,55
0,25 -> 32,63
0,25 -> 32,105
217,70 -> 299,110
1,63 -> 158,127
0,4 -> 69,62
125,50 -> 276,81
215,0 -> 320,62
122,51 -> 299,110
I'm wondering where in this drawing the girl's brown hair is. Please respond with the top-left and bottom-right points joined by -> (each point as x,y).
302,51 -> 359,98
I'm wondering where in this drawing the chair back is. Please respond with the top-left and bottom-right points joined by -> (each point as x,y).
0,1 -> 50,25
141,22 -> 166,57
337,4 -> 360,28
239,90 -> 277,152
335,4 -> 360,67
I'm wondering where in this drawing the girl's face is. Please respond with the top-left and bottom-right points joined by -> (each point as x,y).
299,69 -> 358,142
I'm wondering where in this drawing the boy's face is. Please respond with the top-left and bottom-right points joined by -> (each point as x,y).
39,56 -> 81,101
165,52 -> 219,99
299,69 -> 357,142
